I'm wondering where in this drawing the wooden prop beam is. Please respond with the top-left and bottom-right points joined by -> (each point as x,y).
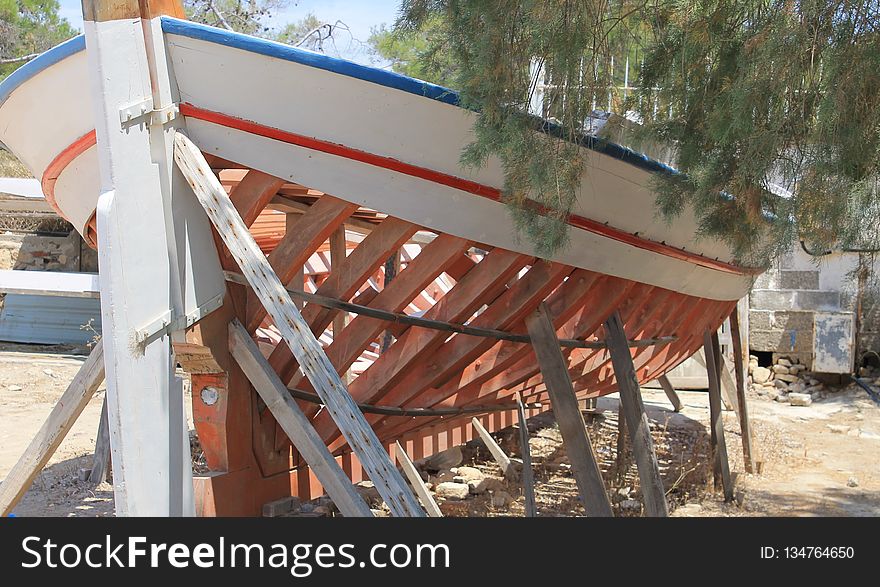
526,303 -> 613,517
691,345 -> 739,414
88,397 -> 111,485
228,320 -> 373,517
394,441 -> 442,517
604,310 -> 669,517
729,307 -> 756,474
657,375 -> 682,412
516,393 -> 537,517
329,226 -> 351,383
0,341 -> 104,516
174,132 -> 424,517
471,417 -> 515,478
703,331 -> 734,501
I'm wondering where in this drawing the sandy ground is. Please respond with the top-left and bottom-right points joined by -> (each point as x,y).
1,344 -> 878,517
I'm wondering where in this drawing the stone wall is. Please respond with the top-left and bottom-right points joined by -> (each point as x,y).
0,231 -> 97,272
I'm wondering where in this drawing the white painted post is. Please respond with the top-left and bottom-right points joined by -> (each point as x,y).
83,0 -> 223,515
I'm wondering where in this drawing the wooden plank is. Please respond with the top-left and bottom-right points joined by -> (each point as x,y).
657,375 -> 682,412
228,320 -> 372,517
0,270 -> 100,298
286,213 -> 305,310
88,397 -> 111,485
703,331 -> 734,501
691,345 -> 739,414
174,133 -> 424,517
231,170 -> 285,227
471,416 -> 513,477
394,441 -> 442,517
329,226 -> 351,383
729,306 -> 756,473
516,393 -> 537,517
604,310 -> 668,517
0,340 -> 104,515
526,303 -> 613,517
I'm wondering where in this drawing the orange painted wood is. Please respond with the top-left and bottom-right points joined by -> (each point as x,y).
289,233 -> 472,394
267,216 -> 418,384
245,196 -> 357,331
310,248 -> 528,440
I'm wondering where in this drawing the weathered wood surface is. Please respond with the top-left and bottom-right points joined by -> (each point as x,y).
729,307 -> 756,474
0,340 -> 104,516
88,397 -> 111,485
516,393 -> 537,517
394,441 -> 442,517
471,417 -> 514,478
604,310 -> 668,517
691,345 -> 739,414
703,331 -> 734,502
228,320 -> 373,517
657,375 -> 682,412
526,303 -> 613,517
174,132 -> 423,517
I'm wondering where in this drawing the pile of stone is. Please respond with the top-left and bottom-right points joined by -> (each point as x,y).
748,355 -> 825,406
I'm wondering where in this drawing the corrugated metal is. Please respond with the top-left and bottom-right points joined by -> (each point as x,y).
0,294 -> 101,344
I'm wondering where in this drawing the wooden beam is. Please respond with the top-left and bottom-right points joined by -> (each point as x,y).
657,375 -> 682,412
526,303 -> 613,517
329,226 -> 351,382
286,213 -> 305,310
88,397 -> 111,485
471,417 -> 515,478
516,393 -> 537,517
394,441 -> 442,517
0,340 -> 104,515
729,307 -> 756,474
228,320 -> 373,517
174,132 -> 424,517
604,310 -> 668,517
703,331 -> 734,501
691,345 -> 739,414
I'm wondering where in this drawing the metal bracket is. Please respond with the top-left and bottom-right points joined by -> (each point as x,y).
119,98 -> 179,129
119,96 -> 154,127
134,292 -> 225,349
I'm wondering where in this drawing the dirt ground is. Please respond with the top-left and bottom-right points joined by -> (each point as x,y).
1,343 -> 878,517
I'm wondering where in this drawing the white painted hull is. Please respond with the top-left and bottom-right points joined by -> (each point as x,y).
0,18 -> 758,301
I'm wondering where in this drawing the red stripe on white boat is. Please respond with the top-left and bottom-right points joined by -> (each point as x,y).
41,107 -> 761,276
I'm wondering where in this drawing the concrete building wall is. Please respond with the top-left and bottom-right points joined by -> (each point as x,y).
749,244 -> 880,371
0,231 -> 97,272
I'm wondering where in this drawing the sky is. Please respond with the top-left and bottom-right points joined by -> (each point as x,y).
57,0 -> 402,63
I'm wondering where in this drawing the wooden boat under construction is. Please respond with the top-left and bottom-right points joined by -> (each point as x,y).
0,1 -> 760,516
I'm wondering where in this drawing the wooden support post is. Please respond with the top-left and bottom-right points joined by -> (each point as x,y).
516,393 -> 537,517
526,303 -> 613,517
691,346 -> 739,414
703,331 -> 734,501
614,409 -> 628,484
471,417 -> 515,478
729,307 -> 756,474
0,341 -> 104,516
657,375 -> 682,412
175,132 -> 424,517
604,310 -> 668,517
329,226 -> 351,383
85,0 -> 221,516
285,213 -> 305,310
88,397 -> 111,485
381,249 -> 401,352
228,320 -> 372,517
394,441 -> 442,517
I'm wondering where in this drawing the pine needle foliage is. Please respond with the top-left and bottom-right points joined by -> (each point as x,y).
399,0 -> 880,267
